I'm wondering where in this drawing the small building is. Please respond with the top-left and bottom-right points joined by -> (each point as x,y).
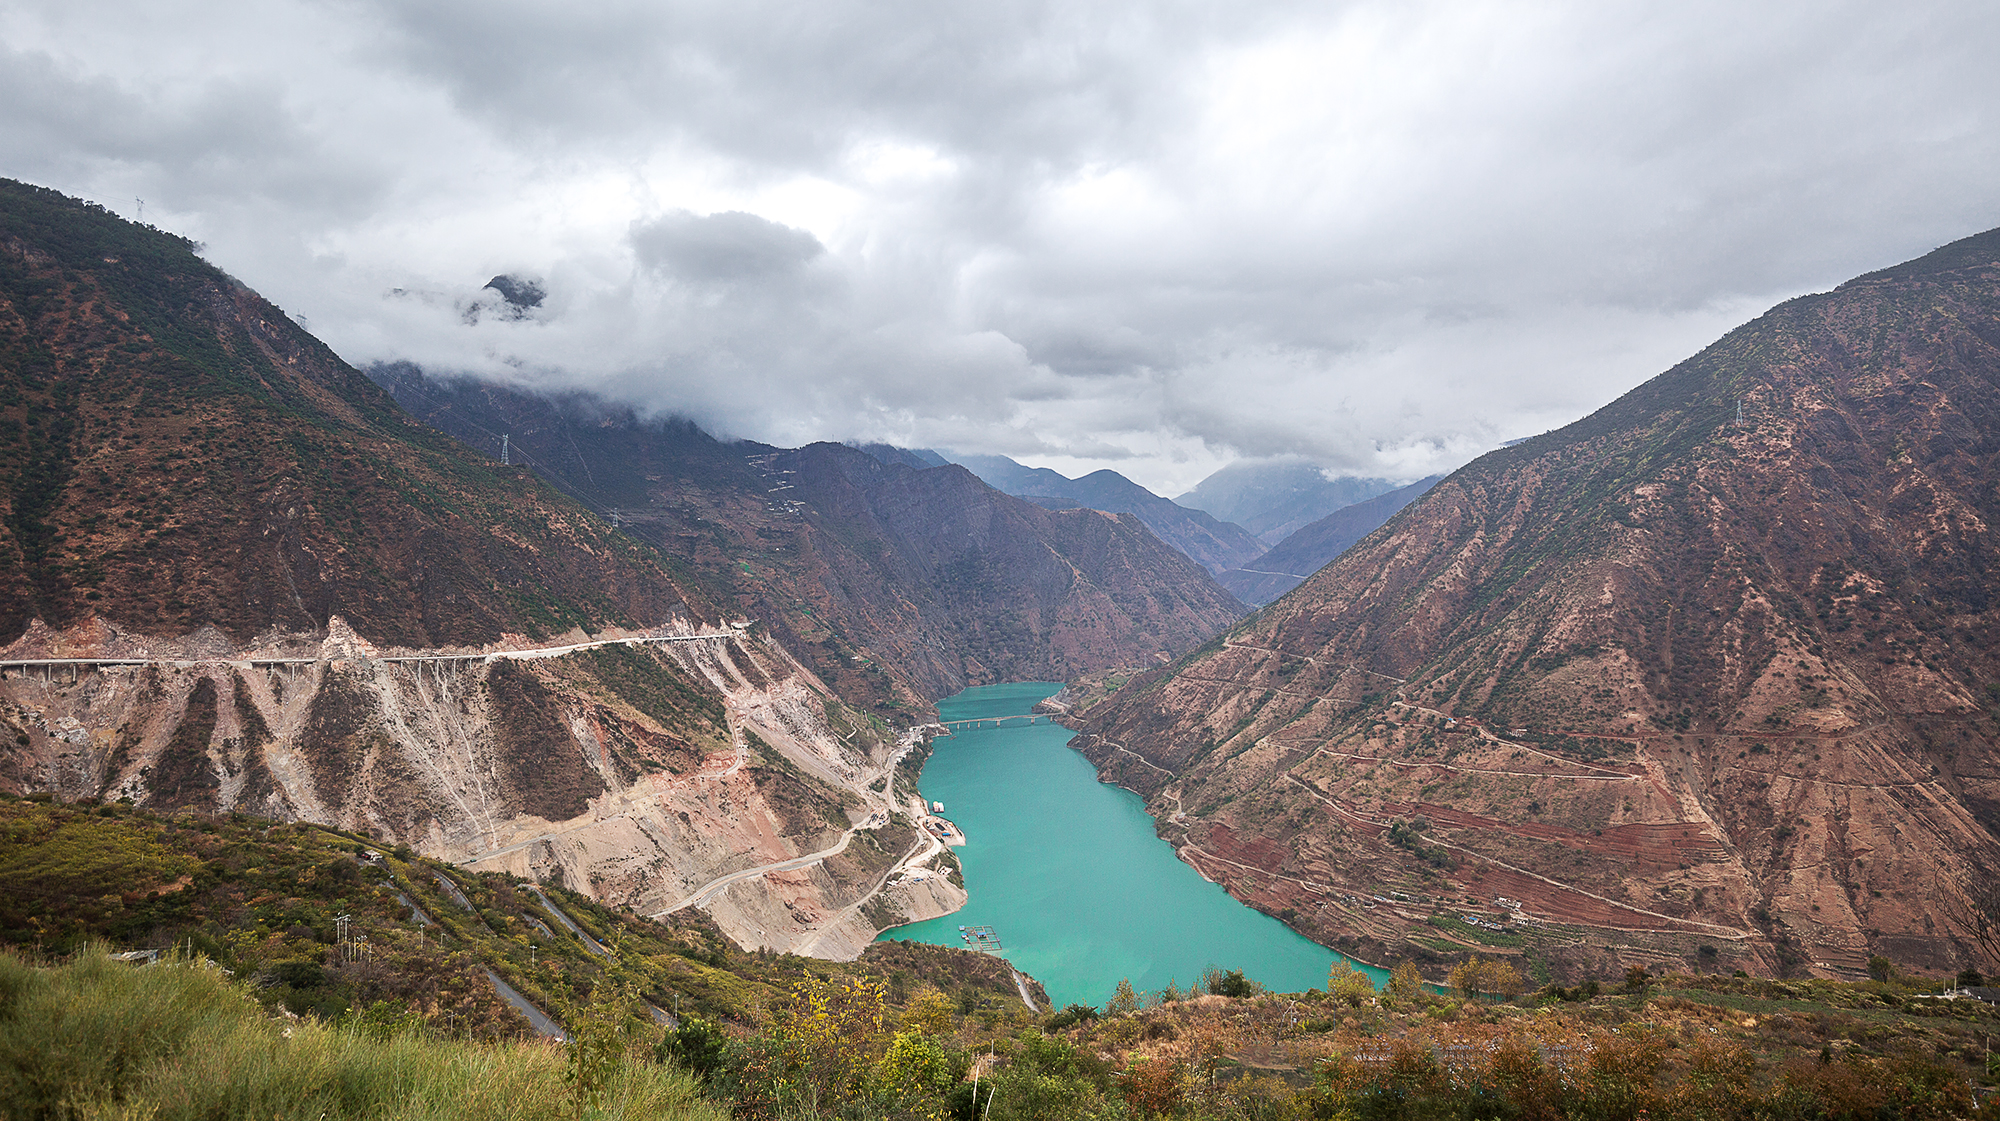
932,801 -> 945,813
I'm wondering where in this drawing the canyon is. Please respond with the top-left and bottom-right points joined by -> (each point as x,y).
0,179 -> 1236,958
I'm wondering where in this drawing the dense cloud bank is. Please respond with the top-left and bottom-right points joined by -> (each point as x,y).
4,0 -> 1996,491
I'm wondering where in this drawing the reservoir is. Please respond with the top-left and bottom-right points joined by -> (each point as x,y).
880,682 -> 1384,1007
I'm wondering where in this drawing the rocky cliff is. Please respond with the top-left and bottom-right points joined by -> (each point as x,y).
1078,228 -> 2000,981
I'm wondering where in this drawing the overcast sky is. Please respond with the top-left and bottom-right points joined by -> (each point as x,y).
4,0 -> 1997,494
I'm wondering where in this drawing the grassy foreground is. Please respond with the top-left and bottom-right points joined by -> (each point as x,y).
0,949 -> 724,1121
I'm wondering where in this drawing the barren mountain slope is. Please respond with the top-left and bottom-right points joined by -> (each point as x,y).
0,181 -> 960,955
1078,228 -> 2000,982
372,367 -> 1247,712
0,188 -> 700,648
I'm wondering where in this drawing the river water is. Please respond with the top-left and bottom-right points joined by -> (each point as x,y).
879,682 -> 1384,1008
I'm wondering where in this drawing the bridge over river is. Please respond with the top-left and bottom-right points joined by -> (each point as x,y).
935,712 -> 1062,734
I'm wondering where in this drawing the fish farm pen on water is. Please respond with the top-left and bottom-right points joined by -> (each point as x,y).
958,925 -> 1003,954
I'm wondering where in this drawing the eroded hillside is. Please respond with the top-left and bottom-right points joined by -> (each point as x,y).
1077,228 -> 2000,982
0,181 -> 975,957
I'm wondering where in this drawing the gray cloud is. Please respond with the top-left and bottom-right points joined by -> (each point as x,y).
631,211 -> 825,282
2,0 -> 1997,494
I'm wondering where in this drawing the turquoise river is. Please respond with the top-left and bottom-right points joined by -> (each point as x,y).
878,682 -> 1385,1008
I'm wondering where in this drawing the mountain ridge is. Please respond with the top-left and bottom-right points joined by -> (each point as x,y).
948,452 -> 1266,576
1216,474 -> 1444,605
1174,461 -> 1402,543
1074,224 -> 2000,981
369,366 -> 1247,712
0,180 -> 1001,957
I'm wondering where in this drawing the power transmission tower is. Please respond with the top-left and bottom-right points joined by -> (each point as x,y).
501,434 -> 510,465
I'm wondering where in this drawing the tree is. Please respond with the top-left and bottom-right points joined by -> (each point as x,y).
900,988 -> 954,1037
1118,1056 -> 1185,1117
1449,956 -> 1524,1000
1327,959 -> 1376,1007
1108,978 -> 1139,1015
1450,957 -> 1484,999
1482,958 -> 1524,999
1201,966 -> 1256,998
766,974 -> 888,1113
873,1030 -> 960,1120
1386,960 -> 1425,1004
656,1014 -> 729,1080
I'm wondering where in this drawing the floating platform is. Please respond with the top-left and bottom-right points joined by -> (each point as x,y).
957,924 -> 1003,953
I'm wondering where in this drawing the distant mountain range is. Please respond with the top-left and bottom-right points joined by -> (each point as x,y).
1076,225 -> 2000,982
1174,460 -> 1402,544
1214,475 -> 1442,605
850,449 -> 1442,612
938,453 -> 1266,578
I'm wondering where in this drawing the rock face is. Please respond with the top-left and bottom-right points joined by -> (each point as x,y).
0,616 -> 962,956
1217,476 -> 1443,605
1078,228 -> 2000,981
373,367 -> 1248,712
0,180 -> 971,956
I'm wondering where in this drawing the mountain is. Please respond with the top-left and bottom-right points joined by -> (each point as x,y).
0,180 -> 981,957
851,442 -> 950,471
0,192 -> 700,648
370,370 -> 1247,709
1075,228 -> 2000,982
948,452 -> 1265,576
1174,461 -> 1401,544
1216,475 -> 1442,605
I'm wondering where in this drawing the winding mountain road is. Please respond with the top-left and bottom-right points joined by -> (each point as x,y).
647,828 -> 863,918
0,625 -> 742,672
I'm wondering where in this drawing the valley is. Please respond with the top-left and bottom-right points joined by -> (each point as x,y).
0,179 -> 1238,964
5,174 -> 2000,1014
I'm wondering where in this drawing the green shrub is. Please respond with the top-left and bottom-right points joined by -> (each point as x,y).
0,948 -> 722,1121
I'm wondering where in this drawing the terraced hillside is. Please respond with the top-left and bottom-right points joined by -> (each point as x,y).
1077,227 -> 2000,982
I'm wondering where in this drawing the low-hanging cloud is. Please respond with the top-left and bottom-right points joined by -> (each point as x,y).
630,211 -> 825,282
3,0 -> 1997,493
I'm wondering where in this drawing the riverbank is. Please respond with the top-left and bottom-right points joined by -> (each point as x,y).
879,683 -> 1365,1007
